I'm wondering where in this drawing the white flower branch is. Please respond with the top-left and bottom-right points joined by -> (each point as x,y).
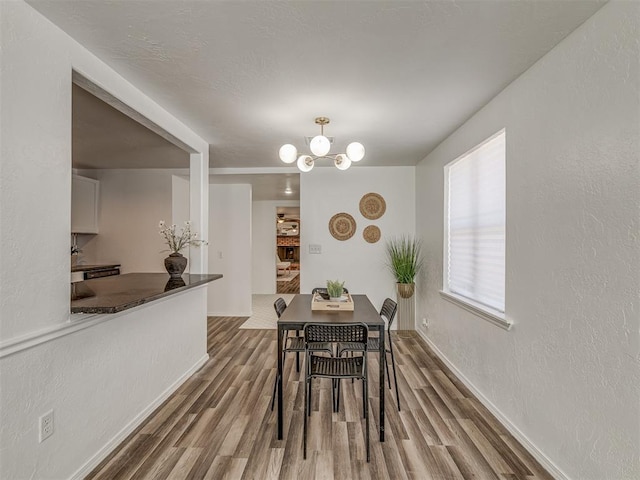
158,220 -> 207,254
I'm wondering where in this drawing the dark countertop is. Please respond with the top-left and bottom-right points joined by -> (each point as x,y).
71,273 -> 223,314
71,264 -> 120,272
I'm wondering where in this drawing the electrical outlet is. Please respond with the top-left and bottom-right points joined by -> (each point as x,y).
39,410 -> 54,442
422,317 -> 428,328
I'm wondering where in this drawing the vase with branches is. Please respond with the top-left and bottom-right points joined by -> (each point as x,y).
158,220 -> 207,277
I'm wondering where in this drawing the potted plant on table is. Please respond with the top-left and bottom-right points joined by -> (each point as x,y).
158,220 -> 207,278
326,279 -> 346,301
385,235 -> 423,299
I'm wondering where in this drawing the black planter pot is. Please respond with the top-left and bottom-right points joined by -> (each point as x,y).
164,277 -> 186,291
164,252 -> 187,278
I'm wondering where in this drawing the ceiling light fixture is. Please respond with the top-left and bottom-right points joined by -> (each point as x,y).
279,117 -> 365,172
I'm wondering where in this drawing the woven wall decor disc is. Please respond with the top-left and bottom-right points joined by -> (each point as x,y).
363,225 -> 381,244
359,193 -> 386,220
329,213 -> 357,241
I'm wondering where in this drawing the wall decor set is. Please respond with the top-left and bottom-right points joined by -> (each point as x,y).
328,212 -> 357,241
328,192 -> 386,243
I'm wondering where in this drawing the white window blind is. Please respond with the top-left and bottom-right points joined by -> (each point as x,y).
445,130 -> 505,313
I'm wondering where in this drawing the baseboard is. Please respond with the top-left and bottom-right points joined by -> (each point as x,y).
415,329 -> 569,480
69,353 -> 209,480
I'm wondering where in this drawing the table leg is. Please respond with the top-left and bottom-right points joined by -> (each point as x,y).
379,327 -> 385,442
277,325 -> 284,440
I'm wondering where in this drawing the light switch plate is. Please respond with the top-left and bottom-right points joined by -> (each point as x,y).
309,244 -> 322,254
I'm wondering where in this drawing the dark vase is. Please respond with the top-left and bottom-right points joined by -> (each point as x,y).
164,277 -> 186,292
164,252 -> 187,278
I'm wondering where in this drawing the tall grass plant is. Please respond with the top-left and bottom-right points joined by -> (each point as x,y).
385,236 -> 423,284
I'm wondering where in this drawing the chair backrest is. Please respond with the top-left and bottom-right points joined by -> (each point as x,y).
273,297 -> 287,318
304,323 -> 368,346
311,287 -> 349,295
380,298 -> 398,332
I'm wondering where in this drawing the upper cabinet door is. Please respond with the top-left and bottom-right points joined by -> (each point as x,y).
71,175 -> 99,234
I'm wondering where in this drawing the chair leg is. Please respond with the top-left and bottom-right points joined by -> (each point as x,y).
270,373 -> 279,411
336,379 -> 341,412
388,341 -> 401,411
295,331 -> 300,372
362,377 -> 366,418
332,379 -> 338,412
331,379 -> 336,412
385,351 -> 392,390
364,377 -> 370,462
307,377 -> 312,417
303,376 -> 308,459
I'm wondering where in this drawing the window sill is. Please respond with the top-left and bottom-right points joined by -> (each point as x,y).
439,290 -> 512,331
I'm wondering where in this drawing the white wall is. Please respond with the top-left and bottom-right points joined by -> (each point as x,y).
0,288 -> 208,480
300,167 -> 415,313
76,169 -> 183,273
252,200 -> 300,294
0,0 -> 208,340
208,184 -> 252,316
415,2 -> 639,479
0,2 -> 210,478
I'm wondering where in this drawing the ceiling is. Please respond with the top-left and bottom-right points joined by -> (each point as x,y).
72,84 -> 190,169
29,0 -> 604,171
73,82 -> 300,199
209,173 -> 300,202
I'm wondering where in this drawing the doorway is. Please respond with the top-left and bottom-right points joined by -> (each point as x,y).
276,207 -> 300,294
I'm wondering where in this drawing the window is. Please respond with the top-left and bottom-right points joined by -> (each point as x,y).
444,129 -> 506,316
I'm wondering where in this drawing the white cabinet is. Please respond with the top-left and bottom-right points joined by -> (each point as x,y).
71,175 -> 99,234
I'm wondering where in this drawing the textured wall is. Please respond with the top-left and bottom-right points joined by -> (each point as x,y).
0,2 -> 210,478
0,0 -> 208,341
0,0 -> 74,340
415,2 -> 640,478
0,287 -> 208,479
300,166 -> 415,313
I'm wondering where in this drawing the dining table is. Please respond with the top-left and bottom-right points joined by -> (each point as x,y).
276,293 -> 386,441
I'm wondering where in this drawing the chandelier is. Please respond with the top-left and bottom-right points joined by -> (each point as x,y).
279,117 -> 365,172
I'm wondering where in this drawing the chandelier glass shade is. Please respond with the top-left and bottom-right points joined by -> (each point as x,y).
297,155 -> 314,172
279,144 -> 298,164
279,117 -> 364,172
309,135 -> 331,156
334,153 -> 351,170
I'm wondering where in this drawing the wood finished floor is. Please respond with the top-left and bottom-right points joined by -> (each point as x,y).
87,316 -> 553,480
276,271 -> 300,294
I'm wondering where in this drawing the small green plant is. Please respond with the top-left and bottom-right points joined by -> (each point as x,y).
326,279 -> 345,298
385,236 -> 423,284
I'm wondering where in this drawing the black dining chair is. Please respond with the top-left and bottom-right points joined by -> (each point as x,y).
337,298 -> 401,411
303,323 -> 369,462
270,298 -> 333,411
310,286 -> 351,408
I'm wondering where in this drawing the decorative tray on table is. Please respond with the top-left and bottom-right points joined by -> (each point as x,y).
311,292 -> 354,311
